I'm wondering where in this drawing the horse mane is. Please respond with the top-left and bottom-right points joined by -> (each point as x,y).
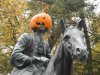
45,41 -> 73,75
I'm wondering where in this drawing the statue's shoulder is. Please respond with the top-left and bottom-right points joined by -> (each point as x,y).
21,33 -> 32,37
18,33 -> 33,42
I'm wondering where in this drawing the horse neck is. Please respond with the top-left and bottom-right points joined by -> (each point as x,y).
54,42 -> 73,75
62,42 -> 73,75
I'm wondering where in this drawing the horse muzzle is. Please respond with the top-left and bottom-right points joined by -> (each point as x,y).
73,48 -> 89,61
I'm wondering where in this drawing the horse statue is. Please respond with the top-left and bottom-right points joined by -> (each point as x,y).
10,18 -> 88,75
44,19 -> 88,75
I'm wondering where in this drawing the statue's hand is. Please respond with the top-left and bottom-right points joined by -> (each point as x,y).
32,56 -> 49,62
33,56 -> 41,60
31,56 -> 41,64
40,56 -> 49,62
40,57 -> 50,68
32,56 -> 50,67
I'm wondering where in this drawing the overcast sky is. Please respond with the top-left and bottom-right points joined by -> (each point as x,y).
86,0 -> 100,15
26,0 -> 100,16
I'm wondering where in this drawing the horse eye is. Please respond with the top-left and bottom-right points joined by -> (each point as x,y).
63,35 -> 70,41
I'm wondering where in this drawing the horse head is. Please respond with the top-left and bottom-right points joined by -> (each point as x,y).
60,19 -> 88,61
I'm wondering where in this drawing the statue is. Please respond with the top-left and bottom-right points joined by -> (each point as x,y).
10,13 -> 52,75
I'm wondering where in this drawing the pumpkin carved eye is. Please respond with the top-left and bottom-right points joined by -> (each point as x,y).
43,17 -> 45,19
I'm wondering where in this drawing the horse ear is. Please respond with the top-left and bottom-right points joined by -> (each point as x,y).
76,19 -> 83,30
60,19 -> 66,34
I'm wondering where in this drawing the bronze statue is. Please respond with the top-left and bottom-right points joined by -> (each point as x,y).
10,13 -> 52,75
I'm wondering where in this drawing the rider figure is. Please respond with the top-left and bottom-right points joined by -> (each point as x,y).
10,13 -> 52,75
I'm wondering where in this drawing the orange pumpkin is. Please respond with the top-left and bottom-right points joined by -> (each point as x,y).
30,13 -> 52,30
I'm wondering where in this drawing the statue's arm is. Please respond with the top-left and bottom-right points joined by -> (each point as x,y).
10,33 -> 32,69
45,42 -> 51,59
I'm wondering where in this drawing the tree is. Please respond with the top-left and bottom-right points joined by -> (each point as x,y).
0,0 -> 27,74
90,15 -> 100,75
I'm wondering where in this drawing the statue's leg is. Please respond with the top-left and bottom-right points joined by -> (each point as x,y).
22,71 -> 33,75
33,70 -> 41,75
20,65 -> 35,75
10,67 -> 34,75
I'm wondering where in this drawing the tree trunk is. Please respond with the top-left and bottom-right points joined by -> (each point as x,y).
80,14 -> 93,75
